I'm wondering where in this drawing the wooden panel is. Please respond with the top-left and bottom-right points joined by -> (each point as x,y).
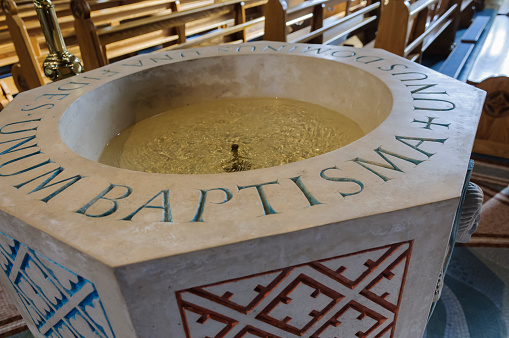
106,32 -> 178,58
162,16 -> 263,49
265,0 -> 376,43
98,1 -> 239,44
376,0 -> 461,60
263,0 -> 288,41
473,76 -> 509,159
374,0 -> 410,56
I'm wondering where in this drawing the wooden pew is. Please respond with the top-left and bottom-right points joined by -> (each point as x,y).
0,0 -> 71,30
0,76 -> 15,109
1,0 -> 182,91
1,0 -> 48,90
374,0 -> 461,62
0,0 -> 113,71
263,0 -> 380,46
0,0 -> 131,46
160,0 -> 266,50
73,0 -> 265,70
459,0 -> 480,28
0,33 -> 18,68
468,15 -> 509,159
2,0 -> 176,50
438,15 -> 490,78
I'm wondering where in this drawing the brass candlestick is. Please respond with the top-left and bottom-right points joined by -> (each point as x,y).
33,0 -> 82,80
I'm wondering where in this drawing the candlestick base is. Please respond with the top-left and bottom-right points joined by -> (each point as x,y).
42,51 -> 83,81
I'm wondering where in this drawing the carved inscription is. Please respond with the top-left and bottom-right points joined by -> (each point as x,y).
176,241 -> 413,337
0,45 -> 456,223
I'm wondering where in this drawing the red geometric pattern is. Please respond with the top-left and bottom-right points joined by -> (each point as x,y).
176,241 -> 413,337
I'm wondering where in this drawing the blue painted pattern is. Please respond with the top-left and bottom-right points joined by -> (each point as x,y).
0,231 -> 115,338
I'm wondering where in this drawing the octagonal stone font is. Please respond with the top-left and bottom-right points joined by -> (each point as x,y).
0,42 -> 484,337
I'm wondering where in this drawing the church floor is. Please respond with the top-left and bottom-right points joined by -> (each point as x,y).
425,247 -> 509,338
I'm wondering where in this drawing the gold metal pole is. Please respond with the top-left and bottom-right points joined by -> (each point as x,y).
33,0 -> 83,80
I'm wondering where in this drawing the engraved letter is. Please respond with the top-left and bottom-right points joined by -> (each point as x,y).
0,152 -> 49,177
191,188 -> 233,222
263,45 -> 285,52
0,135 -> 37,156
289,176 -> 322,206
331,50 -> 356,58
413,98 -> 456,111
302,47 -> 332,55
99,69 -> 119,77
412,117 -> 450,130
21,103 -> 54,111
355,56 -> 384,64
121,190 -> 172,222
406,84 -> 447,95
320,167 -> 364,197
12,166 -> 84,203
392,72 -> 428,81
57,81 -> 90,91
238,180 -> 279,216
149,54 -> 174,63
0,119 -> 41,134
236,46 -> 256,52
35,93 -> 70,101
180,51 -> 200,58
378,64 -> 408,71
122,60 -> 144,67
77,184 -> 133,217
395,136 -> 447,158
352,147 -> 424,181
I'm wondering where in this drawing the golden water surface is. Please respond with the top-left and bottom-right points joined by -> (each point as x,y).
99,98 -> 365,174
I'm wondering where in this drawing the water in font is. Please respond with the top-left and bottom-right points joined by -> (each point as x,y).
99,97 -> 365,174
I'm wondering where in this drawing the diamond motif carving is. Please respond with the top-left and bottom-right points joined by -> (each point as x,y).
176,241 -> 412,337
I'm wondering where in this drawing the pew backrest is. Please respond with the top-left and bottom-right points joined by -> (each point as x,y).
1,0 -> 184,91
263,0 -> 380,45
72,0 -> 265,70
374,0 -> 461,61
